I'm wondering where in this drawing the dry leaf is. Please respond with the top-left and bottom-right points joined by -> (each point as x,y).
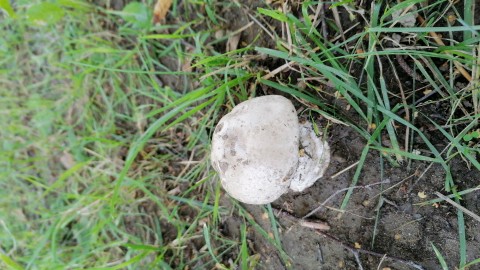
12,208 -> 27,222
354,242 -> 361,249
356,48 -> 365,58
181,47 -> 194,72
60,151 -> 75,169
167,186 -> 181,195
226,33 -> 241,52
214,29 -> 224,40
181,56 -> 193,72
153,0 -> 172,23
447,14 -> 457,24
423,89 -> 433,95
418,191 -> 427,199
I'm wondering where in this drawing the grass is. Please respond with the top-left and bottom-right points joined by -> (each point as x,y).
257,1 -> 479,268
1,1 -> 267,269
1,0 -> 480,269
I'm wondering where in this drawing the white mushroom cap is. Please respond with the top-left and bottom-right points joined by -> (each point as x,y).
211,95 -> 299,204
211,95 -> 331,204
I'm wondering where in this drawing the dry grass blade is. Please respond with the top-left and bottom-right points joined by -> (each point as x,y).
331,5 -> 345,42
309,1 -> 324,35
416,15 -> 472,82
262,61 -> 294,80
330,161 -> 359,179
435,192 -> 480,223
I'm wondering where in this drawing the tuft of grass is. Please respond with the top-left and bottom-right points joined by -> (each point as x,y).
1,0 -> 290,268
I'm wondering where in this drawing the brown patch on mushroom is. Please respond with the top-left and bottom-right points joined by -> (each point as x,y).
219,162 -> 229,172
214,122 -> 224,134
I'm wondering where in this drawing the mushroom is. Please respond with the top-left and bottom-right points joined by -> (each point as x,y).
211,95 -> 330,204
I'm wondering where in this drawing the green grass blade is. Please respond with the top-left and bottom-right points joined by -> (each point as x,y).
202,224 -> 223,266
368,25 -> 480,33
239,223 -> 249,270
369,147 -> 439,162
0,0 -> 16,18
463,258 -> 480,269
462,0 -> 474,40
340,114 -> 392,210
457,209 -> 467,267
257,7 -> 288,22
266,204 -> 282,250
431,243 -> 449,270
236,204 -> 291,268
0,253 -> 23,270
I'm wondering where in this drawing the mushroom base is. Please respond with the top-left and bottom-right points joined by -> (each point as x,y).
289,122 -> 330,192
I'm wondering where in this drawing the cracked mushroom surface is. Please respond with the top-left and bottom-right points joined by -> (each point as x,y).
211,95 -> 330,204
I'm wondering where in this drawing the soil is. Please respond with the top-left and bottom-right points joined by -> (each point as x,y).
99,0 -> 480,269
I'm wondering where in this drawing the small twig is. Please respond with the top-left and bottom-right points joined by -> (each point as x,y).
316,242 -> 324,263
331,22 -> 361,43
377,254 -> 388,270
319,2 -> 328,39
273,207 -> 330,231
316,231 -> 425,270
330,161 -> 359,179
303,180 -> 390,219
352,248 -> 364,270
435,192 -> 480,223
395,54 -> 426,82
262,61 -> 295,80
309,1 -> 324,35
385,52 -> 410,154
331,4 -> 346,42
282,2 -> 293,55
246,13 -> 275,40
370,173 -> 416,200
272,207 -> 422,269
407,145 -> 450,193
299,220 -> 330,231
